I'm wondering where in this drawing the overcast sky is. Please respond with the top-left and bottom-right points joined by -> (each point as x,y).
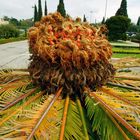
0,0 -> 139,23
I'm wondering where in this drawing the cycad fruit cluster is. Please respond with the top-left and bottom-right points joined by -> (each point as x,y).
28,12 -> 115,95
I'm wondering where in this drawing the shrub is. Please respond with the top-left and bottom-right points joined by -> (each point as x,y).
0,24 -> 20,39
134,33 -> 140,40
105,16 -> 130,41
131,33 -> 140,43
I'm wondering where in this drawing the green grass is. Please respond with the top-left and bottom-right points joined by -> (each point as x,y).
111,41 -> 140,58
0,36 -> 27,44
112,47 -> 140,54
112,53 -> 140,58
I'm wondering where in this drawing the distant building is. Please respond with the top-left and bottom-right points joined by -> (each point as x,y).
0,19 -> 9,25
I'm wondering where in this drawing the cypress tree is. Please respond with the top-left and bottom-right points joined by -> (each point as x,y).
115,0 -> 128,17
137,16 -> 140,26
101,17 -> 105,24
38,0 -> 43,21
44,0 -> 47,16
83,15 -> 87,22
57,0 -> 66,17
34,5 -> 38,22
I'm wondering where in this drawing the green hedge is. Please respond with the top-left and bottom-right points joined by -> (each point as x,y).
0,37 -> 27,44
112,47 -> 140,54
0,24 -> 20,39
113,51 -> 140,54
112,53 -> 140,58
112,45 -> 139,49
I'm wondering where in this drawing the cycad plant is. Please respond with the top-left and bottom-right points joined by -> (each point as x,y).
0,13 -> 140,140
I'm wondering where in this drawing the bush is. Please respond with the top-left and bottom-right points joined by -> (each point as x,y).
128,23 -> 140,33
105,16 -> 131,41
134,33 -> 140,40
0,24 -> 20,39
131,33 -> 140,43
0,36 -> 27,44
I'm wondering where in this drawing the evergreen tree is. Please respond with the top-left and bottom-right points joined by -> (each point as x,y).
83,15 -> 87,22
44,0 -> 47,16
57,0 -> 66,17
38,0 -> 43,21
115,0 -> 128,17
106,16 -> 130,41
137,16 -> 140,26
3,16 -> 10,21
101,17 -> 105,24
9,18 -> 19,26
34,5 -> 38,22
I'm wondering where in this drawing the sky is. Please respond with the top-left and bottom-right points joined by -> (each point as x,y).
0,0 -> 139,23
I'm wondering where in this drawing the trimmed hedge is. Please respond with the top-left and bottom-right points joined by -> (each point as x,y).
113,45 -> 139,49
112,46 -> 140,54
113,51 -> 140,54
0,37 -> 27,44
112,53 -> 140,58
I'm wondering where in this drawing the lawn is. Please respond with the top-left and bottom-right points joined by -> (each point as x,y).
112,47 -> 140,54
112,53 -> 140,58
111,41 -> 140,58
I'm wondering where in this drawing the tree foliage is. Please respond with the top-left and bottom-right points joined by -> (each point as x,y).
38,0 -> 43,21
137,16 -> 140,26
9,17 -> 19,26
83,14 -> 87,22
115,0 -> 128,17
106,16 -> 130,41
135,33 -> 140,40
3,16 -> 10,21
44,0 -> 48,16
19,19 -> 33,28
2,16 -> 33,29
57,0 -> 66,17
34,5 -> 38,22
101,17 -> 105,24
128,23 -> 140,33
132,33 -> 140,42
0,24 -> 20,39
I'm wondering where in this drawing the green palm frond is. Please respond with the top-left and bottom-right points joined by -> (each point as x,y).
100,87 -> 140,107
85,86 -> 140,139
27,88 -> 62,140
59,95 -> 97,140
85,94 -> 128,140
0,91 -> 44,139
0,83 -> 62,140
62,96 -> 92,140
0,70 -> 140,139
96,90 -> 140,132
